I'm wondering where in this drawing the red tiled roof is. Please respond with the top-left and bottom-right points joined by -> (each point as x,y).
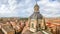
0,29 -> 4,34
22,30 -> 33,34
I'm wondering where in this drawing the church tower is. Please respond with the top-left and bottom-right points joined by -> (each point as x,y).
28,2 -> 47,32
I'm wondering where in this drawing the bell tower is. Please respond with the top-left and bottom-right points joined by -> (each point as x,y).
28,1 -> 47,32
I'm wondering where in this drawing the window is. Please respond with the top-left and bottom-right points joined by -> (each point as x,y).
39,24 -> 40,27
32,23 -> 34,28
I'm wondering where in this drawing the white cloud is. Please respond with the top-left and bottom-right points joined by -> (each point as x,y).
38,0 -> 60,17
0,0 -> 60,17
0,0 -> 18,17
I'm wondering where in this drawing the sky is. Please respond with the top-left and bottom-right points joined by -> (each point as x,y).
0,0 -> 60,17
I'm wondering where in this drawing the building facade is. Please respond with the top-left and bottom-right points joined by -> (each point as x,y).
28,3 -> 47,32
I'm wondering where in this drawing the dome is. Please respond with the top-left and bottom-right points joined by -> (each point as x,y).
30,3 -> 43,19
30,12 -> 43,19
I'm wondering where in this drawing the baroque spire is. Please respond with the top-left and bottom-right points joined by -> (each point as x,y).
34,1 -> 39,12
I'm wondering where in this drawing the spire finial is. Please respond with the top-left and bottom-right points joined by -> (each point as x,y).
36,0 -> 37,4
34,0 -> 39,12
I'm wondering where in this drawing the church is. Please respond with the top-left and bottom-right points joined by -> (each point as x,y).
22,1 -> 52,34
29,2 -> 46,32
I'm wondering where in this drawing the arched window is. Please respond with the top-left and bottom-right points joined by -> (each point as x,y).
32,23 -> 34,28
39,24 -> 40,27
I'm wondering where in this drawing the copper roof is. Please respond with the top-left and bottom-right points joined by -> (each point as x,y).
30,12 -> 43,19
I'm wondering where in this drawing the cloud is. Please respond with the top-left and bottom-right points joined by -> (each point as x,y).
38,0 -> 60,17
0,0 -> 18,17
0,0 -> 60,17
